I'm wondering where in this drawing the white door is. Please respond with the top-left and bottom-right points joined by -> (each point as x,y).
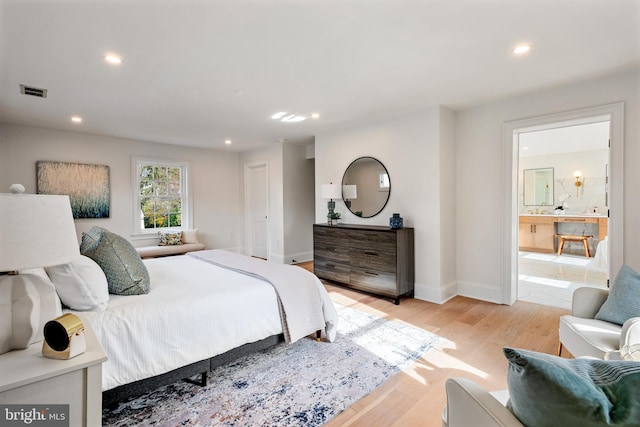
247,164 -> 268,259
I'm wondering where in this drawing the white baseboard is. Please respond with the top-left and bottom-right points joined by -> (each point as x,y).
414,280 -> 458,304
284,251 -> 313,264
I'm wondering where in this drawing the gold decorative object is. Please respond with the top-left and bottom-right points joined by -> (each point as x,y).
42,313 -> 86,359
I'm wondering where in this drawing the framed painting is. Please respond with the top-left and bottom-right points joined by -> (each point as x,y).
36,161 -> 110,218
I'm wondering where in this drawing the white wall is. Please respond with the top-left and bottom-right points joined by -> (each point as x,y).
315,106 -> 456,302
456,69 -> 640,303
519,149 -> 608,214
241,141 -> 316,264
283,142 -> 315,263
0,125 -> 242,250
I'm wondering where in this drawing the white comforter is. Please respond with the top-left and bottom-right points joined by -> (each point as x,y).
76,253 -> 337,391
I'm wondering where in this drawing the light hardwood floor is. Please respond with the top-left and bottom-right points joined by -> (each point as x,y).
296,262 -> 570,427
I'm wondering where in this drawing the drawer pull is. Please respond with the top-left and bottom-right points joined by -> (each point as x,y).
364,250 -> 379,256
364,271 -> 379,276
326,263 -> 335,268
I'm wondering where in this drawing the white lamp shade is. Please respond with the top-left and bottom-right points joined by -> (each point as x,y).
0,193 -> 80,271
321,184 -> 341,200
343,185 -> 357,200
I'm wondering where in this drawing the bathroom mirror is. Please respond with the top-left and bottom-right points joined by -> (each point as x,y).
341,156 -> 390,218
523,167 -> 554,206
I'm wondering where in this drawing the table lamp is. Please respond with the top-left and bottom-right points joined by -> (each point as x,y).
321,183 -> 341,224
0,184 -> 80,354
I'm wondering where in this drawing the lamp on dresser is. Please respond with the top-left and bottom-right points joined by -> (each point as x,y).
0,184 -> 80,355
321,183 -> 341,225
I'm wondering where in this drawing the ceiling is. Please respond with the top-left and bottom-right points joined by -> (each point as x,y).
519,120 -> 610,158
1,0 -> 639,152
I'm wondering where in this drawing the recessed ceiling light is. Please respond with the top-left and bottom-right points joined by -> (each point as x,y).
71,116 -> 82,123
282,115 -> 306,123
271,111 -> 308,122
105,54 -> 123,64
224,139 -> 232,145
311,113 -> 320,119
513,44 -> 531,55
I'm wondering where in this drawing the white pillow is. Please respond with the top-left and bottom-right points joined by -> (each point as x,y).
181,228 -> 199,244
45,256 -> 109,311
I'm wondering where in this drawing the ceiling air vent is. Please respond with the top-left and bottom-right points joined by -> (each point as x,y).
20,84 -> 48,98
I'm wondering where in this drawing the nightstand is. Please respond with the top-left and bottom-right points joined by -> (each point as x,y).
0,317 -> 107,426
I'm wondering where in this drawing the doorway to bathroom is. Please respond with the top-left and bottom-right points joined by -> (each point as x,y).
501,102 -> 624,304
516,119 -> 609,309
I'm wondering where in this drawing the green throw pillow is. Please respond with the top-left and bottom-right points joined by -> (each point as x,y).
595,264 -> 640,325
80,226 -> 150,295
159,231 -> 182,246
504,347 -> 640,427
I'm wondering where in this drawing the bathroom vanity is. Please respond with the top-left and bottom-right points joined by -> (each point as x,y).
518,214 -> 608,255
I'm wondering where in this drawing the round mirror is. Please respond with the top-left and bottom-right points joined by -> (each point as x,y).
341,156 -> 390,218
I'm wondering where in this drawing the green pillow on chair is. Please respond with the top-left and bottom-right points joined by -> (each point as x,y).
595,264 -> 640,325
504,347 -> 640,427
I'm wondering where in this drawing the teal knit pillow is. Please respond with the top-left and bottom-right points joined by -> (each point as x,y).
504,347 -> 640,427
595,264 -> 640,325
80,226 -> 150,295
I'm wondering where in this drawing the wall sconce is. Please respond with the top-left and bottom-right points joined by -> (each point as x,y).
321,183 -> 341,224
573,170 -> 584,197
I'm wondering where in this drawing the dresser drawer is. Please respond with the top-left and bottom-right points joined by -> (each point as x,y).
350,267 -> 397,294
350,247 -> 396,273
314,227 -> 350,247
314,243 -> 350,263
314,257 -> 350,284
349,229 -> 396,252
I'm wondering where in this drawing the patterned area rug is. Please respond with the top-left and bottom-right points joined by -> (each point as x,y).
102,304 -> 441,427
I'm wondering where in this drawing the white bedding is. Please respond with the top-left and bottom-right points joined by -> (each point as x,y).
75,253 -> 336,391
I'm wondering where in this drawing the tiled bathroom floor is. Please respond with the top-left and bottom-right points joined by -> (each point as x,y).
518,251 -> 608,310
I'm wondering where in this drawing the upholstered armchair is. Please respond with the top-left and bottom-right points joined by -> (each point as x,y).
442,378 -> 521,427
558,286 -> 640,360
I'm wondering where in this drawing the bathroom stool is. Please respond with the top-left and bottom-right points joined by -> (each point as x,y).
556,234 -> 592,258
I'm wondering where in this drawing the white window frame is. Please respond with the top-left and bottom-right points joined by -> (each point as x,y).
131,156 -> 192,237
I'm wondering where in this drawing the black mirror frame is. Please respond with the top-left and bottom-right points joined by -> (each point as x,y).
341,156 -> 391,218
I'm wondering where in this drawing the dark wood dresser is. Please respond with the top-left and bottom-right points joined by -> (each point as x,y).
313,223 -> 415,304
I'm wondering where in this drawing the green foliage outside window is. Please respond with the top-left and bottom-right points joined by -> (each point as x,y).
139,165 -> 182,229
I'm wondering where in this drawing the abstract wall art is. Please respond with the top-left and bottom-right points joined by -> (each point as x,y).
36,161 -> 110,218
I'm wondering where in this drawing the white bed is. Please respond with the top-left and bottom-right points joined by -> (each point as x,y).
73,250 -> 338,393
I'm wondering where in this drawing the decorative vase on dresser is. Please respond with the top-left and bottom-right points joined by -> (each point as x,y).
389,213 -> 403,229
313,223 -> 415,304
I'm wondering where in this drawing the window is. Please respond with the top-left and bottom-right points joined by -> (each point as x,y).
132,157 -> 190,235
379,172 -> 390,190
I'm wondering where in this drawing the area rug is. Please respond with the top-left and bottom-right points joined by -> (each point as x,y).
102,304 -> 441,427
